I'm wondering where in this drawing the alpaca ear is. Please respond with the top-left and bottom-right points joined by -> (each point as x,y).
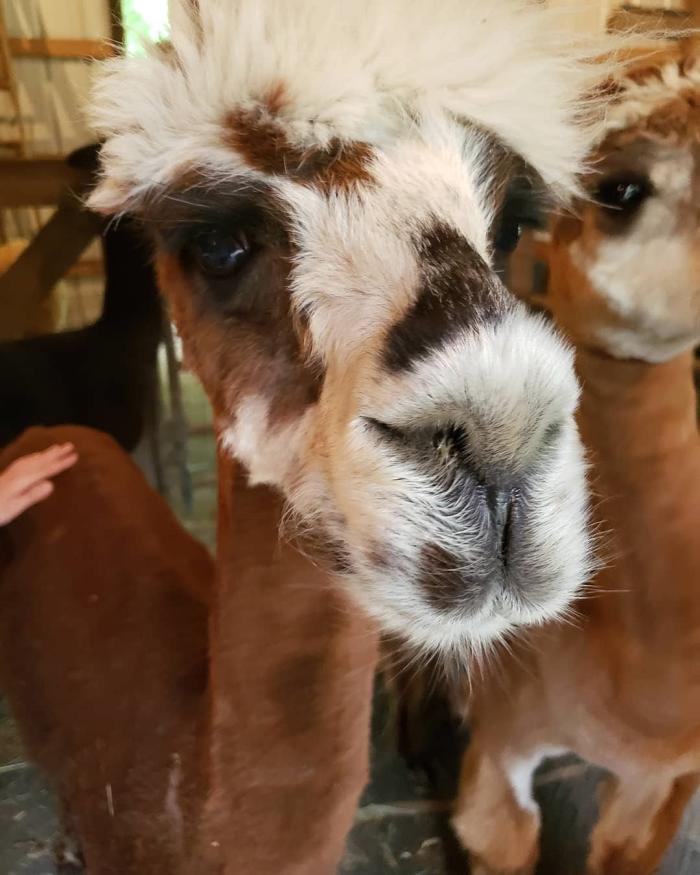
85,178 -> 130,216
70,143 -> 125,217
67,142 -> 102,173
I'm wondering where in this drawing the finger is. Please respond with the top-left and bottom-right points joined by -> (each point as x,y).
32,443 -> 77,469
31,450 -> 79,481
10,445 -> 78,488
8,480 -> 54,519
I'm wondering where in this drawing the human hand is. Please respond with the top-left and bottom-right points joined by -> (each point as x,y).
0,443 -> 79,526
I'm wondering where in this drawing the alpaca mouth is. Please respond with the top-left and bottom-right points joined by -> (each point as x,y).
356,412 -> 585,637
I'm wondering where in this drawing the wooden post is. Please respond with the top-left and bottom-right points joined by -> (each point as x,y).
0,198 -> 101,341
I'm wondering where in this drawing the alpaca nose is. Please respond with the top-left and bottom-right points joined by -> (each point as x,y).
365,418 -> 528,565
436,424 -> 520,562
367,419 -> 532,568
482,483 -> 516,561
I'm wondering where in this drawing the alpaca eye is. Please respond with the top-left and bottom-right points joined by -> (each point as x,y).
494,176 -> 544,258
494,220 -> 523,255
191,227 -> 251,277
596,175 -> 652,214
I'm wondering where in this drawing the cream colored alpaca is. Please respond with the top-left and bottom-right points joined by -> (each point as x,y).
453,41 -> 700,875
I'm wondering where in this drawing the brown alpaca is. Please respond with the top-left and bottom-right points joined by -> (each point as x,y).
0,426 -> 377,875
452,42 -> 700,875
0,425 -> 213,874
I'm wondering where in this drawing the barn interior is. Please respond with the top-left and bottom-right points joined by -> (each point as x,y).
0,1 -> 699,874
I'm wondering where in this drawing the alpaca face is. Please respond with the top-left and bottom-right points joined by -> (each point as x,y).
88,0 -> 610,654
550,51 -> 700,362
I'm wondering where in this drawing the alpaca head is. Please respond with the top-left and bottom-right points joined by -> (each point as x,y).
550,41 -> 700,363
88,0 -> 618,656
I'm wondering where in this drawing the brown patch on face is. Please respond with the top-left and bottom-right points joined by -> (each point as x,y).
156,247 -> 320,431
223,107 -> 374,193
383,223 -> 508,372
262,82 -> 288,115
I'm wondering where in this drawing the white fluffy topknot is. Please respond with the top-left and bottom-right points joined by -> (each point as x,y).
88,0 -> 626,213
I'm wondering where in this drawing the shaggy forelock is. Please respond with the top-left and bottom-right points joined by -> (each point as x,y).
599,42 -> 700,145
87,0 -> 623,215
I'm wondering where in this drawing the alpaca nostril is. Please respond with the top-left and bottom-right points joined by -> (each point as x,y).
482,484 -> 516,564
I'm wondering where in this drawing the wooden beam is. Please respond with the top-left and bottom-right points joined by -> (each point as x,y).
8,38 -> 116,60
0,199 -> 102,340
0,159 -> 92,207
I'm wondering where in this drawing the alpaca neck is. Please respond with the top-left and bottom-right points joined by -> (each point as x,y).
574,347 -> 700,634
197,451 -> 377,874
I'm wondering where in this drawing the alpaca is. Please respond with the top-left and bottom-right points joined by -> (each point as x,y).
0,425 -> 213,875
86,0 -> 619,658
84,2 -> 630,870
452,41 -> 700,875
0,426 -> 377,875
0,146 -> 163,453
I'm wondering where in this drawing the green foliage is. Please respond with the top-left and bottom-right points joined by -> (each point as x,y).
120,0 -> 170,57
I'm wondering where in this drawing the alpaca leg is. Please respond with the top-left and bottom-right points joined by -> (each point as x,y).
451,742 -> 545,875
587,771 -> 700,875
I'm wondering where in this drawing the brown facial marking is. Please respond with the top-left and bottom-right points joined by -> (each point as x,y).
224,107 -> 374,193
383,223 -> 508,372
263,82 -> 288,115
156,245 -> 320,431
418,543 -> 489,616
